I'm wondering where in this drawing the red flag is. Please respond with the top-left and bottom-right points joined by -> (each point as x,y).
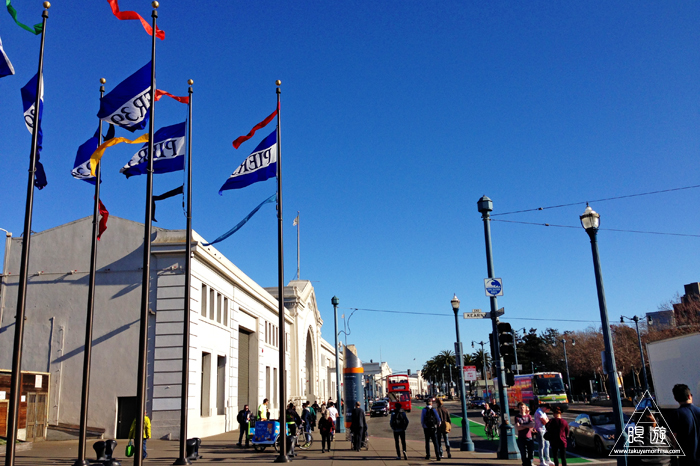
232,105 -> 279,149
107,0 -> 165,40
97,200 -> 109,240
154,89 -> 189,104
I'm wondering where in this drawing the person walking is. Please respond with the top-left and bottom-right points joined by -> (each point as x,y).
515,402 -> 535,466
671,384 -> 700,466
286,402 -> 302,458
319,411 -> 334,453
390,401 -> 409,460
301,401 -> 313,445
435,398 -> 452,458
327,402 -> 339,440
258,398 -> 270,421
533,402 -> 554,466
421,398 -> 442,461
128,410 -> 151,460
310,401 -> 319,431
544,407 -> 569,466
236,404 -> 252,447
350,401 -> 367,451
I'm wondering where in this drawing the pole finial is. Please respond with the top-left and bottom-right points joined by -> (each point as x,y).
100,78 -> 106,84
187,79 -> 194,85
276,80 -> 282,86
152,1 -> 159,8
43,1 -> 50,8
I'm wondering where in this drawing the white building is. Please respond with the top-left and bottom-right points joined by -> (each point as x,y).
408,370 -> 427,397
362,360 -> 392,398
0,216 -> 343,440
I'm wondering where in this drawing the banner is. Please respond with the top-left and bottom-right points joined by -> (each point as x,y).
0,36 -> 15,78
232,106 -> 278,149
120,121 -> 186,178
106,0 -> 164,40
97,62 -> 152,132
72,125 -> 115,184
220,130 -> 277,193
202,193 -> 276,246
21,73 -> 47,189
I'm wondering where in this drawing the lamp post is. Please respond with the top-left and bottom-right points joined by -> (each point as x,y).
620,315 -> 650,392
580,205 -> 627,466
553,334 -> 575,401
332,296 -> 345,433
472,341 -> 489,398
451,295 -> 475,451
477,195 -> 519,459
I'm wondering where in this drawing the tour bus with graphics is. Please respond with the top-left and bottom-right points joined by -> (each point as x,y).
495,372 -> 569,411
387,374 -> 412,412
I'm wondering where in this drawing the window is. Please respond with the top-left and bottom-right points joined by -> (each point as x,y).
273,368 -> 278,408
201,352 -> 211,417
217,356 -> 226,415
223,297 -> 228,326
209,289 -> 215,320
266,366 -> 271,405
265,322 -> 269,344
217,293 -> 222,323
201,284 -> 207,316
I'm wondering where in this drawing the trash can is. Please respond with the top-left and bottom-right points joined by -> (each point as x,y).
186,437 -> 202,460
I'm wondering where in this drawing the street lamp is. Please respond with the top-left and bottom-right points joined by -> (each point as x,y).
580,205 -> 627,466
332,296 -> 345,433
552,334 -> 575,400
451,295 -> 474,451
620,315 -> 650,392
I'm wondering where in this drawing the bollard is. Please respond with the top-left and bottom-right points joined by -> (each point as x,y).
186,437 -> 202,460
93,440 -> 107,461
104,439 -> 117,459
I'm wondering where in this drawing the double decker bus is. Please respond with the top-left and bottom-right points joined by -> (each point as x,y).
387,374 -> 412,412
495,372 -> 569,411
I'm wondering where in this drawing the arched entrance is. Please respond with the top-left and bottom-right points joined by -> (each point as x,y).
305,329 -> 315,400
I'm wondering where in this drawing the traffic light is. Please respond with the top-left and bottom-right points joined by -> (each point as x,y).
497,322 -> 515,367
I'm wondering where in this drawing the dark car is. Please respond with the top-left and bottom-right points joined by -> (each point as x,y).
370,400 -> 389,417
569,412 -> 632,454
468,397 -> 485,409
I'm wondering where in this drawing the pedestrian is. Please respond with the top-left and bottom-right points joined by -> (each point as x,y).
301,401 -> 313,446
350,401 -> 367,451
128,410 -> 151,460
671,384 -> 700,466
236,404 -> 252,447
533,402 -> 554,466
286,402 -> 302,457
628,411 -> 671,466
319,411 -> 334,453
421,398 -> 442,461
435,398 -> 452,459
258,398 -> 270,421
390,401 -> 409,460
515,402 -> 535,466
544,407 -> 569,466
310,401 -> 319,431
327,402 -> 339,440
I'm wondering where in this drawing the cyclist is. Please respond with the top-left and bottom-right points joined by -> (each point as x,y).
481,403 -> 498,437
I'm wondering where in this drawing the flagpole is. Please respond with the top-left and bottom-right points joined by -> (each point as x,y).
296,211 -> 300,280
274,80 -> 289,464
135,3 -> 159,465
72,78 -> 106,466
4,4 -> 50,466
173,79 -> 194,466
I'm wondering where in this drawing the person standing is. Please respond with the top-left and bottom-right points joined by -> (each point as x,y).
435,398 -> 452,459
258,398 -> 270,421
671,384 -> 700,466
319,411 -> 334,453
236,404 -> 252,447
286,403 -> 302,457
544,407 -> 569,466
350,401 -> 367,451
515,402 -> 535,466
301,401 -> 313,445
327,402 -> 339,440
421,398 -> 442,461
128,410 -> 151,460
533,403 -> 554,466
390,401 -> 409,460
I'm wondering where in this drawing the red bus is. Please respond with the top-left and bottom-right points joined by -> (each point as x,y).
387,374 -> 412,412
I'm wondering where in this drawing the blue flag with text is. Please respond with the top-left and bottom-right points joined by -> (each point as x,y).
120,121 -> 186,178
71,125 -> 116,184
0,37 -> 15,78
97,61 -> 151,132
21,73 -> 47,189
219,130 -> 277,194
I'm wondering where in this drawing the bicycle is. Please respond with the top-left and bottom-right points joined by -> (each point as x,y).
483,416 -> 499,440
273,432 -> 314,452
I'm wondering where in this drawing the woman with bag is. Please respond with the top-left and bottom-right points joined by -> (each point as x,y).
545,406 -> 569,466
435,398 -> 452,458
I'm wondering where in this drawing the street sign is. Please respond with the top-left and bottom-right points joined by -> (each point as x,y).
464,311 -> 487,319
511,364 -> 522,371
484,278 -> 503,297
454,342 -> 463,355
464,366 -> 477,381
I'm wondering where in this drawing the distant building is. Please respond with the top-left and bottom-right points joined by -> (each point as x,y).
362,360 -> 392,398
408,370 -> 426,396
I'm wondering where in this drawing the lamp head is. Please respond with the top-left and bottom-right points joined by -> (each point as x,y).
451,294 -> 460,312
647,315 -> 653,325
580,204 -> 600,231
572,340 -> 576,346
331,296 -> 339,306
620,316 -> 625,323
477,195 -> 493,214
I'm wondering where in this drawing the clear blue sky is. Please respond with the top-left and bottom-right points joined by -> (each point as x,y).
1,1 -> 699,375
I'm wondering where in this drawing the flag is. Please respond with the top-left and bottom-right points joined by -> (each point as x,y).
0,37 -> 15,78
120,122 -> 186,178
97,200 -> 109,240
202,193 -> 277,246
90,134 -> 149,176
220,130 -> 277,194
6,0 -> 42,35
72,125 -> 116,184
155,89 -> 188,104
293,215 -> 299,226
152,185 -> 183,222
97,62 -> 152,132
232,106 -> 278,149
21,73 -> 47,189
106,0 -> 165,40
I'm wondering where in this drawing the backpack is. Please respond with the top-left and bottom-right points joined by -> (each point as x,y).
424,408 -> 437,429
393,412 -> 407,430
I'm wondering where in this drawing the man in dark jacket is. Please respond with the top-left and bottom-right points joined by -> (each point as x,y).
301,401 -> 313,445
421,398 -> 442,460
391,401 -> 409,460
672,384 -> 700,466
236,404 -> 252,447
350,401 -> 367,451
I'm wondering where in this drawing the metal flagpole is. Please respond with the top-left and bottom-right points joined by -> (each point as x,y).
5,4 -> 50,466
274,80 -> 289,464
296,211 -> 300,280
73,78 -> 107,466
134,3 -> 159,465
173,79 -> 194,466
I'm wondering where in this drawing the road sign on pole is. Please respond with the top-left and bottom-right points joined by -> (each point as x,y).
463,311 -> 487,319
484,278 -> 503,297
464,366 -> 477,381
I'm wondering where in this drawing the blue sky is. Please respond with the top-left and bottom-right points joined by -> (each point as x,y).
1,1 -> 699,375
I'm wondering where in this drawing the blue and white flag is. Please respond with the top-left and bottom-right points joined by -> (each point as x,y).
203,193 -> 277,246
71,125 -> 115,184
219,129 -> 277,194
21,73 -> 47,189
0,37 -> 15,78
97,61 -> 151,132
120,121 -> 186,178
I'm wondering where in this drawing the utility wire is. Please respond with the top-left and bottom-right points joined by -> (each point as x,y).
343,307 -> 599,323
491,219 -> 700,238
491,184 -> 700,217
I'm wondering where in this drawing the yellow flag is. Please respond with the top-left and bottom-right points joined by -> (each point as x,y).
90,133 -> 149,176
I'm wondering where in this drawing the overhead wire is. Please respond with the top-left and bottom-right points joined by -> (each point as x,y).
490,219 -> 700,238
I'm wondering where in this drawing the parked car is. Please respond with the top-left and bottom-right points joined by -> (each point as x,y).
468,397 -> 485,409
590,391 -> 610,402
569,412 -> 632,454
370,400 -> 389,417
